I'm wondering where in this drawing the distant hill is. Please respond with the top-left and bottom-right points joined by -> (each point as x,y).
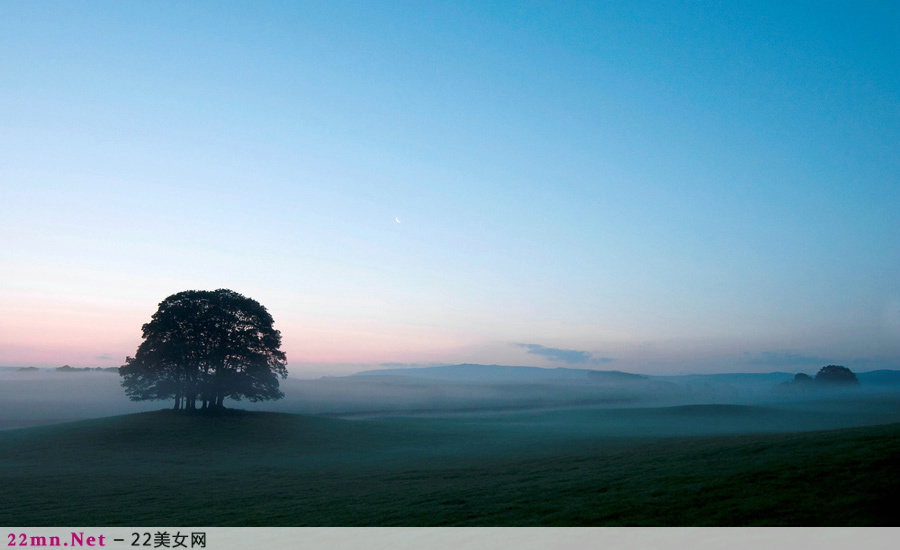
351,364 -> 821,386
587,370 -> 647,381
857,370 -> 900,386
353,363 -> 647,382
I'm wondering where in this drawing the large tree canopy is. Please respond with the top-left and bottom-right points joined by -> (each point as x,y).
119,289 -> 288,410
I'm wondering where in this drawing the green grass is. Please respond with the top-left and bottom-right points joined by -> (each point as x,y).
1,407 -> 898,526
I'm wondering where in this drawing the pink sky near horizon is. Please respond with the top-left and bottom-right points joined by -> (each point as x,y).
2,280 -> 898,376
2,285 -> 898,376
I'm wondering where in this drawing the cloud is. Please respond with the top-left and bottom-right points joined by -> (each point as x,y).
515,343 -> 614,365
744,351 -> 829,367
95,354 -> 114,361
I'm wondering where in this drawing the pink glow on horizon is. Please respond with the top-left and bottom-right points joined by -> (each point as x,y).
0,299 -> 483,368
279,320 -> 478,364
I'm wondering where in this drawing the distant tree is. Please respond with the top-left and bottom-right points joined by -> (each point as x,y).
56,365 -> 93,372
119,289 -> 288,410
814,365 -> 859,385
791,373 -> 814,384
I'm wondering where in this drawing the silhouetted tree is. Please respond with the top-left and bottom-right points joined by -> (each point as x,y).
791,373 -> 814,384
119,289 -> 287,410
814,365 -> 859,385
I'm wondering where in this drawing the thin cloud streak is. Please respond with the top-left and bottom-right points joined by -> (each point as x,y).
515,343 -> 615,365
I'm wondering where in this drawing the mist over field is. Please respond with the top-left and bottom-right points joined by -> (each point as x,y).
4,363 -> 900,526
3,364 -> 899,436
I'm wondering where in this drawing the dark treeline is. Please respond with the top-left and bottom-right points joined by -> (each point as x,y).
783,365 -> 860,388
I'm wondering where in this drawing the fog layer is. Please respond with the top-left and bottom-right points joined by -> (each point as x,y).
2,365 -> 899,435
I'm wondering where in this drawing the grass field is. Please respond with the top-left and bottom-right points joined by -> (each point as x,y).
2,404 -> 899,526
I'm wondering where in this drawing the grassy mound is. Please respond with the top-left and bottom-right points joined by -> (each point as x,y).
1,409 -> 898,525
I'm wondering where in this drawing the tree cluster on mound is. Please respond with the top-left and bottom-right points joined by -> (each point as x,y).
119,289 -> 287,411
783,365 -> 859,388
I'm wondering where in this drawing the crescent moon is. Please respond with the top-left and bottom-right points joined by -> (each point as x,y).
395,217 -> 401,223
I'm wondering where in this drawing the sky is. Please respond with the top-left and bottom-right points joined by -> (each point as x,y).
1,1 -> 898,376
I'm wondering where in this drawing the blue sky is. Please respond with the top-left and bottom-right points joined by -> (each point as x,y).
1,1 -> 898,375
